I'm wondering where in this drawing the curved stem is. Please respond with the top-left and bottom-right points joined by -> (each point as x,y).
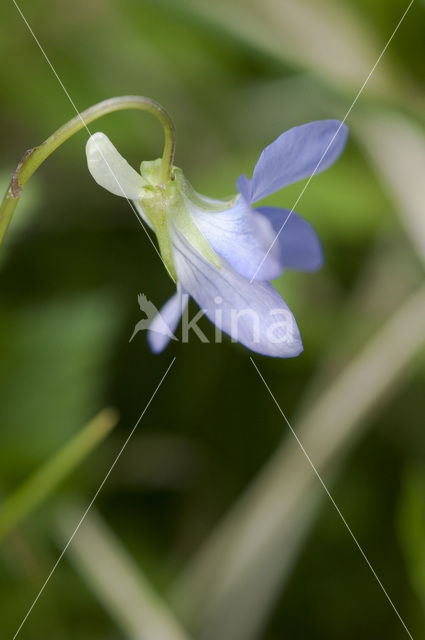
0,96 -> 176,248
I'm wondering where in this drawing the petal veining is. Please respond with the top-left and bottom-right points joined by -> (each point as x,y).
186,195 -> 282,281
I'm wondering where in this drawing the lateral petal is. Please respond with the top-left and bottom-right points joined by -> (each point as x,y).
255,207 -> 324,272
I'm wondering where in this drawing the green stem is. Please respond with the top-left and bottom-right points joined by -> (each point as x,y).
0,95 -> 176,248
0,407 -> 119,542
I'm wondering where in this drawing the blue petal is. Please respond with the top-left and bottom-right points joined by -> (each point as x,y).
236,174 -> 252,202
255,207 -> 324,272
237,120 -> 348,204
171,226 -> 303,358
147,286 -> 186,353
188,195 -> 282,281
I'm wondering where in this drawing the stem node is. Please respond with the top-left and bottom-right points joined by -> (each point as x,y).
11,147 -> 38,198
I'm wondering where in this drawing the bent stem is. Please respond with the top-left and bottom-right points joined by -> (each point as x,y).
0,95 -> 176,248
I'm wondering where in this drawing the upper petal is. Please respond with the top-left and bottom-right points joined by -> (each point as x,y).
186,195 -> 283,281
86,132 -> 146,199
237,120 -> 348,203
148,285 -> 187,353
255,207 -> 324,272
171,225 -> 303,358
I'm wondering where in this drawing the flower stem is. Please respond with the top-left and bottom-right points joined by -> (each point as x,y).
0,96 -> 176,248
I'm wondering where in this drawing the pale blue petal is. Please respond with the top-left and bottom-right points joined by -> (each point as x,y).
171,226 -> 303,358
187,196 -> 282,281
147,286 -> 186,353
237,120 -> 348,203
255,207 -> 324,272
236,174 -> 252,203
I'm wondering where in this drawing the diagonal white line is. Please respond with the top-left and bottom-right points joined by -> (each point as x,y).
250,357 -> 414,639
250,0 -> 415,283
12,357 -> 176,640
12,0 -> 174,280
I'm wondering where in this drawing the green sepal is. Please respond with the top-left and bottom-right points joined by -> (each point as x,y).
140,158 -> 163,186
173,167 -> 237,212
141,187 -> 177,281
139,160 -> 224,282
165,181 -> 222,271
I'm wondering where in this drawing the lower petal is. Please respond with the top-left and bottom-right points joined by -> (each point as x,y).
171,227 -> 303,358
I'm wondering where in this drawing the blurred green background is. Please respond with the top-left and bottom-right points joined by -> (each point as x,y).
1,0 -> 425,638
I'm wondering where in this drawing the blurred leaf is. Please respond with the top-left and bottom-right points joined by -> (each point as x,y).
175,0 -> 393,96
0,291 -> 121,479
398,467 -> 425,612
55,504 -> 193,640
354,112 -> 425,264
0,408 -> 118,542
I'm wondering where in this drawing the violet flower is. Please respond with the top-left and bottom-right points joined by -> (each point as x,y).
86,120 -> 347,357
